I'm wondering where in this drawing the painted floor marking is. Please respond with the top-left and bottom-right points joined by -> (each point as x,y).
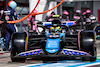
19,61 -> 100,67
1,54 -> 100,67
0,58 -> 10,61
77,62 -> 100,67
19,56 -> 100,67
19,63 -> 43,67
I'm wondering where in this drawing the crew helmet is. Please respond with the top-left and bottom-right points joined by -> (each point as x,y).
8,1 -> 17,9
86,10 -> 91,13
63,11 -> 69,15
82,12 -> 86,15
76,10 -> 81,14
33,10 -> 37,13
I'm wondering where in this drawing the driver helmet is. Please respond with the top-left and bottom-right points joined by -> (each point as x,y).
50,26 -> 55,33
55,26 -> 61,32
8,1 -> 17,9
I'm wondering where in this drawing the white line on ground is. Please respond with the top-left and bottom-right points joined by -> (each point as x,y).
77,62 -> 100,67
18,63 -> 43,67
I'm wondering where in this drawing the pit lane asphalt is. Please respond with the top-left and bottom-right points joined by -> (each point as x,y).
0,40 -> 100,67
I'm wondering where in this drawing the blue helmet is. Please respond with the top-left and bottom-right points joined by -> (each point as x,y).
8,1 -> 17,9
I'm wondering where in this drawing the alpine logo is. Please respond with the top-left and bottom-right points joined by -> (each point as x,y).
5,15 -> 9,20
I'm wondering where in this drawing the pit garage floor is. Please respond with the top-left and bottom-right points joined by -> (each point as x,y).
0,40 -> 100,67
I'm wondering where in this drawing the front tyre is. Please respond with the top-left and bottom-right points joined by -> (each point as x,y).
80,30 -> 97,62
11,32 -> 27,62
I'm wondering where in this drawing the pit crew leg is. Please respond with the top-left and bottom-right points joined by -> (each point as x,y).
5,30 -> 10,51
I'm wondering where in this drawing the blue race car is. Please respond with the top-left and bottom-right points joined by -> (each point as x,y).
11,19 -> 97,62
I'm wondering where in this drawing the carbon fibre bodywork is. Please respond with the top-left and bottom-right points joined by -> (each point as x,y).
11,20 -> 97,62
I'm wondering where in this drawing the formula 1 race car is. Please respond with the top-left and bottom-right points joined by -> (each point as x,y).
10,19 -> 97,62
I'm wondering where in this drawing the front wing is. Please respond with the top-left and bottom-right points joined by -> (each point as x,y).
13,49 -> 93,60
